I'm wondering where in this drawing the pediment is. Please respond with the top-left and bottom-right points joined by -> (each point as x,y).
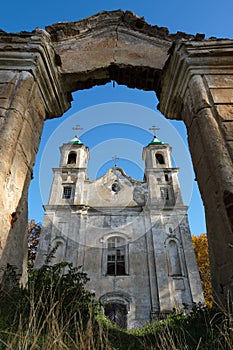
85,167 -> 147,207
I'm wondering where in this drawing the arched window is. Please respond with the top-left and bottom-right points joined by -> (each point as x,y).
67,152 -> 77,165
112,182 -> 120,193
107,236 -> 126,275
167,240 -> 182,276
156,153 -> 165,165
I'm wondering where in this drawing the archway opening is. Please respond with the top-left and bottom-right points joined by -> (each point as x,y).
67,151 -> 77,165
29,81 -> 206,238
156,153 -> 165,165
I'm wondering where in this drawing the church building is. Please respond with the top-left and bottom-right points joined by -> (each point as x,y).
35,127 -> 204,329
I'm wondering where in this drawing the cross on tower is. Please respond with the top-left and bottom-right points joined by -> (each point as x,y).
149,126 -> 160,137
112,154 -> 119,167
72,124 -> 83,138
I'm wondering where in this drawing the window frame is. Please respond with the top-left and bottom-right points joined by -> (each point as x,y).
62,186 -> 72,199
107,236 -> 126,276
101,234 -> 129,276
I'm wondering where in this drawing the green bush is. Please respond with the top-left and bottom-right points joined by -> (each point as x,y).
0,262 -> 97,331
27,261 -> 97,328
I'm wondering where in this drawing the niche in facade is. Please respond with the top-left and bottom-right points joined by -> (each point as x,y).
167,239 -> 182,276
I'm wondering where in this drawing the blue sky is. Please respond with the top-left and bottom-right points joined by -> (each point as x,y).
1,0 -> 233,235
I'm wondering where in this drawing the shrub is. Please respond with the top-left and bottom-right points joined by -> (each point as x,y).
27,262 -> 98,329
0,262 -> 97,332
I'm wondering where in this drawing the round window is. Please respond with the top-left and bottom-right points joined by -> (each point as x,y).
112,182 -> 120,193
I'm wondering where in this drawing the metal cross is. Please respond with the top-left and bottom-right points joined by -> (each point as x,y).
112,154 -> 119,167
72,124 -> 83,138
149,126 -> 160,137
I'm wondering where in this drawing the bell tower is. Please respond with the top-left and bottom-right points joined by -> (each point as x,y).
142,127 -> 183,208
48,125 -> 89,206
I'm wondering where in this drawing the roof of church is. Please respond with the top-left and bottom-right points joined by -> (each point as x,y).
148,135 -> 164,146
68,136 -> 83,145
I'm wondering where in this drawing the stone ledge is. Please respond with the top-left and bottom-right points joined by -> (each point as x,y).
0,29 -> 70,118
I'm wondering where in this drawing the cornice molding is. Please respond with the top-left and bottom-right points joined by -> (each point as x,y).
0,29 -> 70,118
159,39 -> 233,119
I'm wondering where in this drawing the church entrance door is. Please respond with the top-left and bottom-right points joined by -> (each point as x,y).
104,303 -> 127,329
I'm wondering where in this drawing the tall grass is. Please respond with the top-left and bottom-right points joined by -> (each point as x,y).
0,305 -> 233,350
0,263 -> 233,349
0,293 -> 112,349
0,301 -> 233,349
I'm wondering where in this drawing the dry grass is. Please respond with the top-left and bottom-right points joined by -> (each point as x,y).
0,305 -> 233,350
0,263 -> 233,349
0,304 -> 112,350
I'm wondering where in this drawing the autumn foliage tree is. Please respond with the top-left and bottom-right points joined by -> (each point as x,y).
192,234 -> 213,308
28,220 -> 41,268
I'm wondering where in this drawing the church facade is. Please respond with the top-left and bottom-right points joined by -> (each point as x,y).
35,131 -> 204,329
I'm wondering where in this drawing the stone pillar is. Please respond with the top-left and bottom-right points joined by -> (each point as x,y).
0,29 -> 69,284
158,39 -> 233,305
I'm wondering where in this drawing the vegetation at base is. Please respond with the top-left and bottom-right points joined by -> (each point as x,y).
0,224 -> 222,348
0,263 -> 233,349
0,262 -> 100,349
192,234 -> 213,308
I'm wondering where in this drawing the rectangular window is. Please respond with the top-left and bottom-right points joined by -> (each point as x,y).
107,237 -> 126,276
63,186 -> 72,199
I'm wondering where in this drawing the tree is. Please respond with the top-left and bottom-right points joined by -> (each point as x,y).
28,220 -> 41,268
192,234 -> 213,308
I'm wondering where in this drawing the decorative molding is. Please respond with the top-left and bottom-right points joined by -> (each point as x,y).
0,29 -> 70,118
159,39 -> 233,119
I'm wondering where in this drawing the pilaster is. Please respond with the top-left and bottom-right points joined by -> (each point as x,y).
0,29 -> 70,281
159,39 -> 233,303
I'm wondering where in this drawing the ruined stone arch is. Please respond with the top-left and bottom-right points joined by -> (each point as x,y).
0,10 -> 233,305
45,10 -> 172,96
